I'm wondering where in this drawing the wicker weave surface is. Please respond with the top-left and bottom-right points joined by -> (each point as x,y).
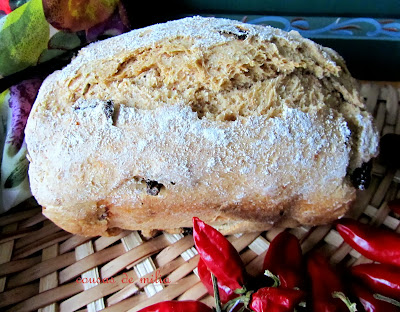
0,81 -> 399,312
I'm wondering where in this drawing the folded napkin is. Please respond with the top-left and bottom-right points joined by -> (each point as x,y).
0,0 -> 130,212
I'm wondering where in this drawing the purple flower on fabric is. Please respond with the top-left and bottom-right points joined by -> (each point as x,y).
7,78 -> 42,154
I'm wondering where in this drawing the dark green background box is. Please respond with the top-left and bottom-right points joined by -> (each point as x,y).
135,0 -> 400,81
173,0 -> 400,18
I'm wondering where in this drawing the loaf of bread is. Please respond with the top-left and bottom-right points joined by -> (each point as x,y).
25,16 -> 379,236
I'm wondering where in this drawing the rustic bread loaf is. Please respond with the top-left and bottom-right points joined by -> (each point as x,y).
25,16 -> 379,236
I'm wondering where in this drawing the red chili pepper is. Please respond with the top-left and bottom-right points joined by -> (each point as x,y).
197,257 -> 238,304
0,0 -> 12,15
351,283 -> 400,312
388,198 -> 400,215
263,231 -> 303,289
351,263 -> 400,299
307,252 -> 349,312
249,287 -> 305,312
136,300 -> 213,312
193,217 -> 245,291
336,218 -> 400,267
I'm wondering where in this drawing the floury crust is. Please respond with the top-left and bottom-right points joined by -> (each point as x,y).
25,16 -> 378,236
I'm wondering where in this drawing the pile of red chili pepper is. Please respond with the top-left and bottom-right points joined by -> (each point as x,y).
137,215 -> 400,312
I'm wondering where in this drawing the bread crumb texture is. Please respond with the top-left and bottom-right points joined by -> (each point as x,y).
25,16 -> 378,236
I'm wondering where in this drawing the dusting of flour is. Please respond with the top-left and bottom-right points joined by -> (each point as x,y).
27,99 -> 351,208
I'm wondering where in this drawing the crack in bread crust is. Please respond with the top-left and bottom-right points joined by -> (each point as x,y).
25,16 -> 378,236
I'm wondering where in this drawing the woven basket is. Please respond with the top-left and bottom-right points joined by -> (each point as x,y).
0,81 -> 399,312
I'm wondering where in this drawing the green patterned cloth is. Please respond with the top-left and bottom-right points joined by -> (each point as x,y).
0,80 -> 40,211
0,0 -> 129,212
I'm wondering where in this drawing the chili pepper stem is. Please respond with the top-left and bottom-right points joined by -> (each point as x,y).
225,299 -> 240,312
223,288 -> 252,312
298,301 -> 307,308
211,273 -> 222,312
264,270 -> 281,287
332,291 -> 358,312
373,293 -> 400,307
